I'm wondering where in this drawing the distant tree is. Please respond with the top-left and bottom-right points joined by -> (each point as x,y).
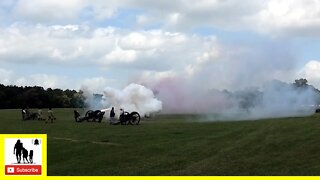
0,84 -> 86,109
293,78 -> 308,87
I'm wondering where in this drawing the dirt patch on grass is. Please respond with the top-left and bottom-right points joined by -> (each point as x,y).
50,136 -> 122,146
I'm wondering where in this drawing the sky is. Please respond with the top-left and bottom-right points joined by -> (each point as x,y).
0,0 -> 320,93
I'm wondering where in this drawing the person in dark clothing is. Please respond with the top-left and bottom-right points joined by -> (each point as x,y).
119,108 -> 126,125
74,110 -> 81,122
21,108 -> 26,120
26,106 -> 30,118
109,107 -> 116,124
13,140 -> 23,163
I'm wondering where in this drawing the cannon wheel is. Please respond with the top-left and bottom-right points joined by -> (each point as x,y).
85,110 -> 94,122
120,112 -> 130,125
31,113 -> 37,120
95,110 -> 104,123
129,112 -> 140,125
93,110 -> 101,122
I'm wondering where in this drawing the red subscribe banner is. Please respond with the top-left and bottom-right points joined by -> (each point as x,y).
5,165 -> 42,175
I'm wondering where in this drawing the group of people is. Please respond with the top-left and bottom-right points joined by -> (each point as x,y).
21,107 -> 56,123
22,107 -> 132,124
13,140 -> 33,164
109,107 -> 126,125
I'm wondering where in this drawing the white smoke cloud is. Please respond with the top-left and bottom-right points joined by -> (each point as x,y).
79,85 -> 104,110
102,83 -> 162,116
135,69 -> 319,120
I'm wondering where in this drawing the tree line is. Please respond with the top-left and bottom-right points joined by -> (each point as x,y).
0,84 -> 86,109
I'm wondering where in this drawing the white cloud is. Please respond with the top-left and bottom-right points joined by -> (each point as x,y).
142,0 -> 320,37
185,47 -> 221,76
0,68 -> 13,85
135,70 -> 177,87
0,22 -> 304,91
0,67 -> 115,91
2,0 -> 320,37
136,14 -> 153,27
103,48 -> 137,64
11,0 -> 122,23
0,24 -> 213,70
13,0 -> 85,22
81,77 -> 114,93
298,60 -> 320,89
88,3 -> 117,20
14,74 -> 68,89
119,32 -> 164,50
0,24 -> 107,64
255,0 -> 320,36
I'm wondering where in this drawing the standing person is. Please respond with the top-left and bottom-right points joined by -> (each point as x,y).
13,140 -> 23,163
37,108 -> 43,121
46,108 -> 56,123
21,108 -> 26,120
119,108 -> 125,125
109,107 -> 116,124
74,110 -> 81,122
25,106 -> 30,118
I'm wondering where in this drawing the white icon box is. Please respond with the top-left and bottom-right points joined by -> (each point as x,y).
7,167 -> 15,173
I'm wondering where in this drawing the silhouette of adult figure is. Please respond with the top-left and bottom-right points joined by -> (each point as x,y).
13,140 -> 23,163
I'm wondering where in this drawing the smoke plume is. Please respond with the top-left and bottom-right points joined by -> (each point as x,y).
136,75 -> 319,120
80,85 -> 104,110
101,83 -> 162,116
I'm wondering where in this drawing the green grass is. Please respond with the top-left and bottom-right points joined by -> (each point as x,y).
1,108 -> 320,175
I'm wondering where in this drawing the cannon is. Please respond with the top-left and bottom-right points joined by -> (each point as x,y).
22,112 -> 37,121
119,111 -> 141,125
74,109 -> 141,125
74,110 -> 105,123
22,109 -> 38,121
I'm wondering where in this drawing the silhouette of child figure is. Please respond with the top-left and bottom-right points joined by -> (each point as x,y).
22,148 -> 29,163
29,150 -> 33,163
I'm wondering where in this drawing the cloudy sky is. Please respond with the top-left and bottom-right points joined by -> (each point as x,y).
0,0 -> 320,92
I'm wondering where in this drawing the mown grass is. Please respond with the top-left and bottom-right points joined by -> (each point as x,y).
0,108 -> 320,175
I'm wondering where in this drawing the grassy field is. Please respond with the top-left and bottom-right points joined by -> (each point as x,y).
1,108 -> 320,175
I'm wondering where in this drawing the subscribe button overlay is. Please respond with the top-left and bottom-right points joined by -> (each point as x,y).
5,165 -> 41,175
3,135 -> 46,176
